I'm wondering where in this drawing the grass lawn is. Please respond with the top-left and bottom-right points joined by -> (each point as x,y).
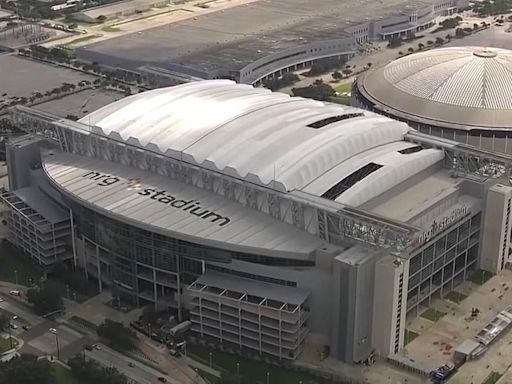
404,329 -> 419,345
188,346 -> 322,384
101,25 -> 121,32
482,371 -> 502,384
196,369 -> 220,384
0,337 -> 18,353
328,95 -> 351,105
53,363 -> 78,384
334,82 -> 353,93
444,291 -> 468,304
468,269 -> 494,285
420,308 -> 446,322
65,34 -> 101,46
0,241 -> 42,285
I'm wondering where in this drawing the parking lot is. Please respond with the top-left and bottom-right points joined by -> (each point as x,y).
33,88 -> 125,119
0,55 -> 97,99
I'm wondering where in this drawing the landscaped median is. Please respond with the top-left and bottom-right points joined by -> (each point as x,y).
482,371 -> 503,384
328,81 -> 353,106
0,336 -> 18,354
187,345 -> 322,384
69,315 -> 98,332
420,308 -> 447,322
404,329 -> 419,345
468,269 -> 494,286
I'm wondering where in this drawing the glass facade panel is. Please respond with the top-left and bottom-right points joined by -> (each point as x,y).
407,215 -> 480,313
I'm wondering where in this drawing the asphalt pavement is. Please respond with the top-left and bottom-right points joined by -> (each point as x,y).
0,295 -> 42,326
86,344 -> 182,384
0,291 -> 193,383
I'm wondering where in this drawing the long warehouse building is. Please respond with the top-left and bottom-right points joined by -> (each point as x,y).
3,80 -> 512,364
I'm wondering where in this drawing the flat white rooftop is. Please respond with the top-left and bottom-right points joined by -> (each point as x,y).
43,152 -> 325,259
369,171 -> 462,222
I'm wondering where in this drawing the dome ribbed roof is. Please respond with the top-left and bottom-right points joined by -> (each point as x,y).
360,46 -> 512,130
383,47 -> 512,110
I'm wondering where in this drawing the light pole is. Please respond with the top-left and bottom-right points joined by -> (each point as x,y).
7,320 -> 12,349
50,329 -> 60,360
14,270 -> 17,285
209,352 -> 212,368
266,371 -> 270,384
66,284 -> 70,300
236,362 -> 240,377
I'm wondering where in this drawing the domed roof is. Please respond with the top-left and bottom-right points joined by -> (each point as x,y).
79,80 -> 422,195
360,47 -> 512,129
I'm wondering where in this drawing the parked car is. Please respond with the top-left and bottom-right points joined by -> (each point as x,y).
9,290 -> 20,296
128,362 -> 135,368
10,323 -> 18,330
84,345 -> 93,351
92,344 -> 101,350
22,325 -> 31,331
157,378 -> 167,383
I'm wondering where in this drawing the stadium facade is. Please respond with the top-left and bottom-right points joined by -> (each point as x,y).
3,81 -> 512,364
76,0 -> 468,88
353,46 -> 512,155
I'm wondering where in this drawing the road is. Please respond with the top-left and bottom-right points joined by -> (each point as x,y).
85,344 -> 182,384
0,295 -> 42,329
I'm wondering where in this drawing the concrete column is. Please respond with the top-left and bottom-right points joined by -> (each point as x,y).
153,266 -> 158,311
480,184 -> 512,273
372,255 -> 410,357
96,244 -> 102,292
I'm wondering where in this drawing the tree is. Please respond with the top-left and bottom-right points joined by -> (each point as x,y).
341,68 -> 352,76
0,354 -> 54,384
141,306 -> 159,325
313,78 -> 324,86
407,47 -> 414,53
387,35 -> 402,48
445,34 -> 452,41
455,27 -> 465,38
435,37 -> 444,45
96,15 -> 107,21
292,83 -> 335,101
366,62 -> 372,68
68,355 -> 127,384
27,280 -> 63,315
331,71 -> 343,81
418,42 -> 425,50
97,319 -> 137,351
0,313 -> 9,332
426,40 -> 434,45
308,62 -> 326,76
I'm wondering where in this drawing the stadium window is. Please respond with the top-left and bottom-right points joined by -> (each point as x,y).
398,146 -> 422,155
321,162 -> 383,201
306,113 -> 364,129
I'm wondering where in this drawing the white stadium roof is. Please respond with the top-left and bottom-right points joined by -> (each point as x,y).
360,46 -> 512,129
43,152 -> 324,258
80,80 -> 444,207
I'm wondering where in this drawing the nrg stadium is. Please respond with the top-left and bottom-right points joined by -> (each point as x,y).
3,80 -> 512,364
